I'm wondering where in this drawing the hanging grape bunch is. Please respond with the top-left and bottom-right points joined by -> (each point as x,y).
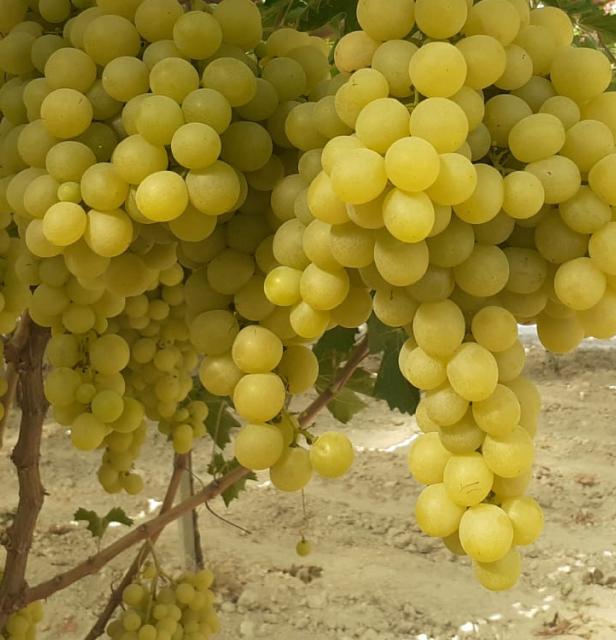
0,0 -> 614,618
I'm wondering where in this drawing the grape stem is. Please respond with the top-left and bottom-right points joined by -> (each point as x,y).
0,335 -> 370,631
0,314 -> 36,449
0,316 -> 50,630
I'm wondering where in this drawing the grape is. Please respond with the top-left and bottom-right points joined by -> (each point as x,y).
443,452 -> 494,506
426,152 -> 477,206
501,495 -> 544,545
81,162 -> 129,211
269,447 -> 313,492
330,147 -> 387,205
588,153 -> 616,206
508,113 -> 565,163
173,11 -> 222,60
495,44 -> 533,91
234,422 -> 284,470
453,244 -> 509,297
186,161 -> 241,216
213,0 -> 263,49
296,539 -> 312,557
137,95 -> 184,146
83,14 -> 141,65
407,432 -> 452,485
42,202 -> 87,247
71,412 -> 107,450
554,257 -> 606,311
525,155 -> 581,205
409,42 -> 467,98
385,136 -> 440,193
231,326 -> 283,374
465,0 -> 521,45
409,98 -> 469,154
373,232 -> 429,287
89,335 -> 130,375
276,345 -> 319,394
135,171 -> 188,223
472,384 -> 521,438
41,88 -> 93,138
551,46 -> 611,104
502,171 -> 544,220
459,503 -> 513,562
473,548 -> 521,591
454,163 -> 504,224
439,410 -> 485,453
333,30 -> 379,73
334,69 -> 389,128
371,40 -> 416,98
482,426 -> 534,478
233,373 -> 285,422
456,35 -> 506,90
412,300 -> 465,359
424,385 -> 469,428
415,483 -> 465,537
202,57 -> 257,108
355,98 -> 410,154
415,0 -> 467,39
399,346 -> 446,391
84,209 -> 133,258
309,432 -> 354,478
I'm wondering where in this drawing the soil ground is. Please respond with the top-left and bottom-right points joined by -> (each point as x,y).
2,334 -> 616,640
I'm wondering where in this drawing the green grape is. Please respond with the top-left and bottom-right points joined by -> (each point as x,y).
412,300 -> 465,359
354,97 -> 410,154
328,221 -> 375,268
385,136 -> 440,193
185,161 -> 241,216
42,202 -> 87,247
171,123 -> 220,171
508,113 -> 565,163
357,0 -> 415,40
415,483 -> 465,537
492,340 -> 526,383
299,263 -> 350,311
231,326 -> 283,374
136,95 -> 184,146
133,0 -> 184,43
333,30 -> 379,74
409,42 -> 467,98
560,119 -> 613,173
589,222 -> 616,276
135,171 -> 188,223
40,88 -> 93,139
426,152 -> 477,206
459,503 -> 513,562
472,384 -> 521,438
551,46 -> 611,104
149,56 -> 200,103
83,14 -> 140,65
173,11 -> 222,60
525,155 -> 581,205
269,447 -> 313,492
456,35 -> 506,90
309,432 -> 354,478
84,209 -> 133,258
201,57 -> 257,107
262,57 -> 307,101
443,452 -> 494,506
276,345 -> 319,394
57,182 -> 82,204
588,153 -> 616,206
233,373 -> 286,423
382,189 -> 434,244
473,548 -> 521,591
306,171 -> 349,225
89,334 -> 130,375
409,98 -> 468,154
554,257 -> 606,311
213,0 -> 262,48
482,426 -> 534,478
71,412 -> 107,451
424,384 -> 469,428
289,301 -> 329,339
502,171 -> 544,220
373,232 -> 429,287
454,163 -> 504,224
44,366 -> 81,407
407,432 -> 452,485
453,244 -> 509,297
501,495 -> 544,546
296,539 -> 312,557
102,56 -> 150,102
234,422 -> 284,470
81,162 -> 129,211
334,69 -> 389,128
439,410 -> 486,454
495,44 -> 533,91
111,135 -> 169,185
492,469 -> 532,500
539,95 -> 580,129
92,390 -> 125,423
399,345 -> 447,391
415,0 -> 468,39
264,266 -> 302,307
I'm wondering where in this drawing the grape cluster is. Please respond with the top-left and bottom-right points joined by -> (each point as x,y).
106,566 -> 219,640
0,582 -> 43,640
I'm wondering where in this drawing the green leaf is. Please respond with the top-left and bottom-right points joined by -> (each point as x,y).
207,454 -> 256,507
297,0 -> 360,33
201,392 -> 240,450
74,507 -> 133,540
373,346 -> 420,415
326,387 -> 368,423
344,367 -> 375,395
313,326 -> 357,360
367,314 -> 407,353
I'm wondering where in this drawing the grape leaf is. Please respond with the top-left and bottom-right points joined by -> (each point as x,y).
207,454 -> 256,507
313,326 -> 358,361
297,0 -> 360,33
344,367 -> 375,395
201,392 -> 240,450
373,343 -> 420,415
367,314 -> 406,353
326,387 -> 368,423
73,507 -> 133,540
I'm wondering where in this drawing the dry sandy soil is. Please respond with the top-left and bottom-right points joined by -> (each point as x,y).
2,336 -> 616,640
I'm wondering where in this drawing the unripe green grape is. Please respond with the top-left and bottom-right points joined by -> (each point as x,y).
289,301 -> 329,339
382,189 -> 434,244
409,42 -> 467,98
474,548 -> 521,591
207,248 -> 255,295
399,346 -> 446,391
221,121 -> 273,172
484,94 -> 531,148
232,326 -> 283,374
465,0 -> 521,44
202,57 -> 257,108
374,232 -> 429,287
84,209 -> 133,258
426,153 -> 477,206
333,30 -> 379,74
71,412 -> 107,451
111,135 -> 169,186
234,275 -> 275,321
44,140 -> 92,184
537,313 -> 584,354
412,300 -> 465,359
62,304 -> 96,333
424,384 -> 469,428
407,432 -> 452,485
57,182 -> 82,204
554,257 -> 606,311
76,122 -> 118,162
81,162 -> 129,211
355,97 -> 410,154
385,136 -> 440,193
262,56 -> 307,102
439,410 -> 485,453
44,367 -> 81,407
270,447 -> 313,492
525,155 -> 581,205
102,56 -> 149,102
456,35 -> 506,90
83,14 -> 140,65
186,161 -> 241,216
276,345 -> 319,394
459,503 -> 514,563
309,432 -> 354,478
415,483 -> 465,538
534,211 -> 588,265
233,373 -> 285,423
40,88 -> 93,139
234,422 -> 284,470
334,68 -> 389,128
299,263 -> 350,312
